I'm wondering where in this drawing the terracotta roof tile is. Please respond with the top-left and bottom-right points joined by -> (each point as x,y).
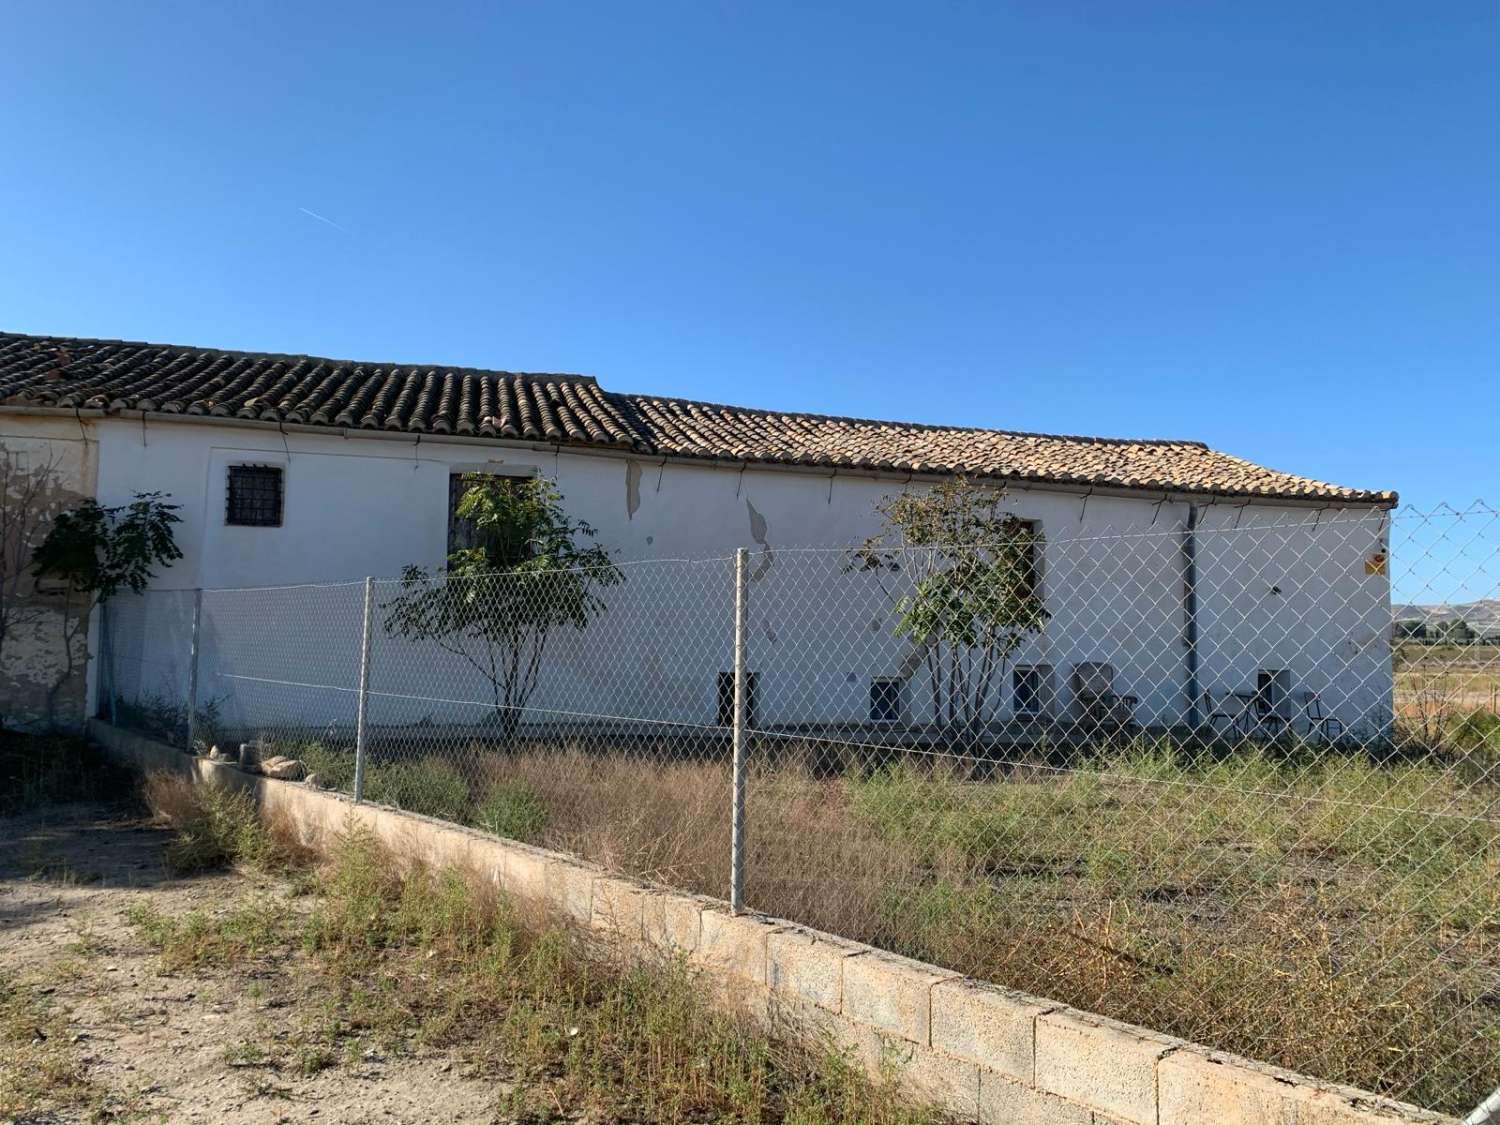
0,332 -> 1394,505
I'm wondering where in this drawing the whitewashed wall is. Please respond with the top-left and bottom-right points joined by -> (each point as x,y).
0,415 -> 99,731
83,416 -> 1393,742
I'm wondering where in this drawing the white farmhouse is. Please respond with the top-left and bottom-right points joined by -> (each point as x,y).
0,331 -> 1396,742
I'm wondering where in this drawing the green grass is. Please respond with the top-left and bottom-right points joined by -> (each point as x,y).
283,741 -> 480,826
236,729 -> 1499,1115
128,897 -> 289,971
363,758 -> 470,821
131,810 -> 943,1125
292,739 -> 358,791
836,750 -> 1500,1113
0,969 -> 104,1119
473,779 -> 548,842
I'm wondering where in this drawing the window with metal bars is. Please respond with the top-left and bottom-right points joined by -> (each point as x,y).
717,671 -> 758,729
1013,664 -> 1052,716
226,464 -> 284,527
869,677 -> 903,723
1009,517 -> 1043,600
447,473 -> 478,553
447,473 -> 527,555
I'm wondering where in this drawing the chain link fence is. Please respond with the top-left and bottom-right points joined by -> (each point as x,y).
100,503 -> 1499,1116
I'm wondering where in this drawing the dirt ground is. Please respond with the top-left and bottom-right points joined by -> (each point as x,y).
0,802 -> 512,1124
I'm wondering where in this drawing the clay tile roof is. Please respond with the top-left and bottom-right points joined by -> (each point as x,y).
0,331 -> 1395,505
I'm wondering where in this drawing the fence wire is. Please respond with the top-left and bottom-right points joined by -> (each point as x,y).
102,503 -> 1500,1116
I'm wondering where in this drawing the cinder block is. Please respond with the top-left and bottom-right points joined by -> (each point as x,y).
764,985 -> 843,1046
979,1069 -> 1092,1125
703,975 -> 774,1025
694,908 -> 776,984
841,951 -> 957,1046
590,876 -> 648,943
467,834 -> 512,879
820,1018 -> 944,1092
1034,1008 -> 1180,1125
642,893 -> 702,954
1158,1049 -> 1452,1125
823,1012 -> 892,1076
931,978 -> 1057,1083
901,1046 -> 980,1121
496,847 -> 550,905
412,823 -> 473,871
766,928 -> 860,1012
545,858 -> 596,924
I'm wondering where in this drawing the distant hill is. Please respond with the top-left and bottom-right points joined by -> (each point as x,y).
1393,598 -> 1500,638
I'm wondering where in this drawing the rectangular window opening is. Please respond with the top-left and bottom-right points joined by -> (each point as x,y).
869,677 -> 903,724
448,473 -> 527,555
1256,669 -> 1292,716
717,671 -> 758,729
1005,517 -> 1043,600
1013,665 -> 1052,717
226,464 -> 283,527
447,473 -> 478,553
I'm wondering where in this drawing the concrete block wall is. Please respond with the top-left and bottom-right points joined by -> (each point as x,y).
90,721 -> 1456,1125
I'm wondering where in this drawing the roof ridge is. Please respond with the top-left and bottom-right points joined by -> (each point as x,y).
0,329 -> 1395,504
0,330 -> 598,387
612,389 -> 1210,450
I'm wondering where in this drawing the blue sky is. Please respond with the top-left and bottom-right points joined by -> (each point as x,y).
2,2 -> 1496,522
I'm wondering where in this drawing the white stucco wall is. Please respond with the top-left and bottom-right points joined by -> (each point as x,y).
72,415 -> 1392,744
0,415 -> 99,731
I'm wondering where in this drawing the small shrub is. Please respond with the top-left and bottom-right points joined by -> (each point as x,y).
473,779 -> 548,842
363,757 -> 470,821
113,691 -> 189,747
1445,708 -> 1500,777
304,826 -> 405,957
142,771 -> 307,873
128,897 -> 287,970
287,739 -> 357,791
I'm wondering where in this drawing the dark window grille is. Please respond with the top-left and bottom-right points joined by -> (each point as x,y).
870,678 -> 903,723
447,474 -> 525,555
226,465 -> 283,527
1007,517 -> 1043,600
717,671 -> 758,729
1013,665 -> 1050,716
1256,669 -> 1290,716
448,474 -> 478,553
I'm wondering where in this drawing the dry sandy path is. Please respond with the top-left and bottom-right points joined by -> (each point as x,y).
0,803 -> 514,1124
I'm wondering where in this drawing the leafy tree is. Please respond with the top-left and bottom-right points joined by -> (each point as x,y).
383,475 -> 623,740
31,492 -> 183,728
32,493 -> 183,599
854,477 -> 1048,738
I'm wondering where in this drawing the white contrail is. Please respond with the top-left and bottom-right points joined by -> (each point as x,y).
298,206 -> 349,234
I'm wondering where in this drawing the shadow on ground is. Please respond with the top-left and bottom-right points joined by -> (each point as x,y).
0,803 -> 231,931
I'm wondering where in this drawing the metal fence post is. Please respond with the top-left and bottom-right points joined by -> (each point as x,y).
1465,1085 -> 1500,1125
185,588 -> 204,751
730,547 -> 749,914
353,576 -> 374,802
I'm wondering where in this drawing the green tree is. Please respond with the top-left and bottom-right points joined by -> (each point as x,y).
31,492 -> 183,728
383,476 -> 623,740
854,477 -> 1048,738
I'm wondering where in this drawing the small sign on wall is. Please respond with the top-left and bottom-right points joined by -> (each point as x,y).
1365,550 -> 1388,576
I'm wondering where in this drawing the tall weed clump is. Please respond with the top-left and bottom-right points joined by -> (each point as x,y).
141,771 -> 308,873
291,827 -> 940,1124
